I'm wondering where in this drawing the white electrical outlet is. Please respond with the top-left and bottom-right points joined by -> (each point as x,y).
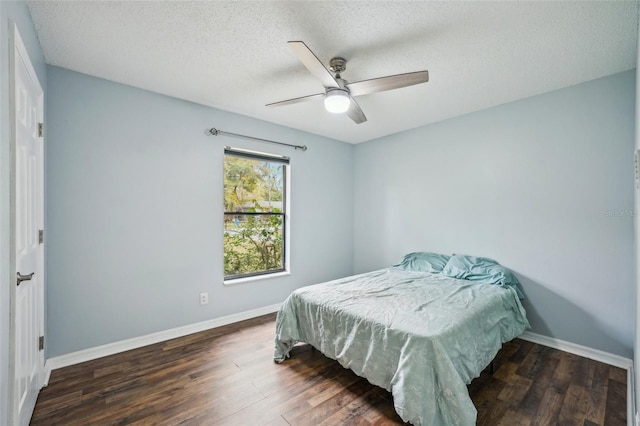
199,292 -> 209,305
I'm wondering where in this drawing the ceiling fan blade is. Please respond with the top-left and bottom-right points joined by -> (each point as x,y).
266,93 -> 324,107
346,97 -> 367,124
346,70 -> 429,97
288,41 -> 339,88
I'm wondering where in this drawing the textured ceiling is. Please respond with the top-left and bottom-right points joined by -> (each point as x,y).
28,1 -> 638,144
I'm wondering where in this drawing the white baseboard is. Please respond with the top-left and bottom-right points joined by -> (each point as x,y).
519,331 -> 634,426
44,302 -> 282,383
519,331 -> 633,370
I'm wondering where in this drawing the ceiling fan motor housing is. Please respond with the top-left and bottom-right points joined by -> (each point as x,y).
329,57 -> 347,75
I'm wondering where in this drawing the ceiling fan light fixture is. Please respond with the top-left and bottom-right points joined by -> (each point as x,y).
324,89 -> 350,114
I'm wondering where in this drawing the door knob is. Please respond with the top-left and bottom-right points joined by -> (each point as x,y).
17,272 -> 34,286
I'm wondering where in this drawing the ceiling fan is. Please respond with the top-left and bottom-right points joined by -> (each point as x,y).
266,41 -> 429,124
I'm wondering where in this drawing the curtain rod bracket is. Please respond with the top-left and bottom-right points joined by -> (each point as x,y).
208,127 -> 307,151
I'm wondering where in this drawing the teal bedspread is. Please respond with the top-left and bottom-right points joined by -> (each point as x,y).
274,268 -> 529,425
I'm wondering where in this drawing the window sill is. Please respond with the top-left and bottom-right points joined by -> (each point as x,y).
224,271 -> 290,286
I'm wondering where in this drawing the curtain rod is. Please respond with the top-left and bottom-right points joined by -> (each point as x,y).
208,128 -> 308,151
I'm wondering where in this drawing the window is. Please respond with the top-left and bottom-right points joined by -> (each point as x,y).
223,147 -> 288,280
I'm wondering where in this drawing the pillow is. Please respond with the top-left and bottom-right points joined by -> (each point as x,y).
394,252 -> 450,274
442,254 -> 525,299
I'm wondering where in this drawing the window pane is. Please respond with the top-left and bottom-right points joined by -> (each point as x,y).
224,156 -> 284,213
223,152 -> 286,279
224,214 -> 284,276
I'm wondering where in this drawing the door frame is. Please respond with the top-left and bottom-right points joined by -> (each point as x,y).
8,20 -> 45,426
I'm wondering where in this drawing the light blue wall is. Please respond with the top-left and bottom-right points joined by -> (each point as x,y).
0,1 -> 47,423
46,66 -> 354,357
354,70 -> 636,358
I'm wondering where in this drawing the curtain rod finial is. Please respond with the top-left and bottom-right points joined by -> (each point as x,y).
209,128 -> 219,136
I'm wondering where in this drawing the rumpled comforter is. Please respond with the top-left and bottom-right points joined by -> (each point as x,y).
274,268 -> 529,425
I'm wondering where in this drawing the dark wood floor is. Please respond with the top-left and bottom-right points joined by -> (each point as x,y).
31,313 -> 627,425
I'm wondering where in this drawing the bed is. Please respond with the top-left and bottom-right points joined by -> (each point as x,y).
274,253 -> 529,426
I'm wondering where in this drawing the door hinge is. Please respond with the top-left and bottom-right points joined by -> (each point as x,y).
39,336 -> 44,351
39,229 -> 44,244
38,122 -> 43,138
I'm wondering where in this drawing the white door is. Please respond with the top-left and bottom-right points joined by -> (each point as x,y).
10,22 -> 45,426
